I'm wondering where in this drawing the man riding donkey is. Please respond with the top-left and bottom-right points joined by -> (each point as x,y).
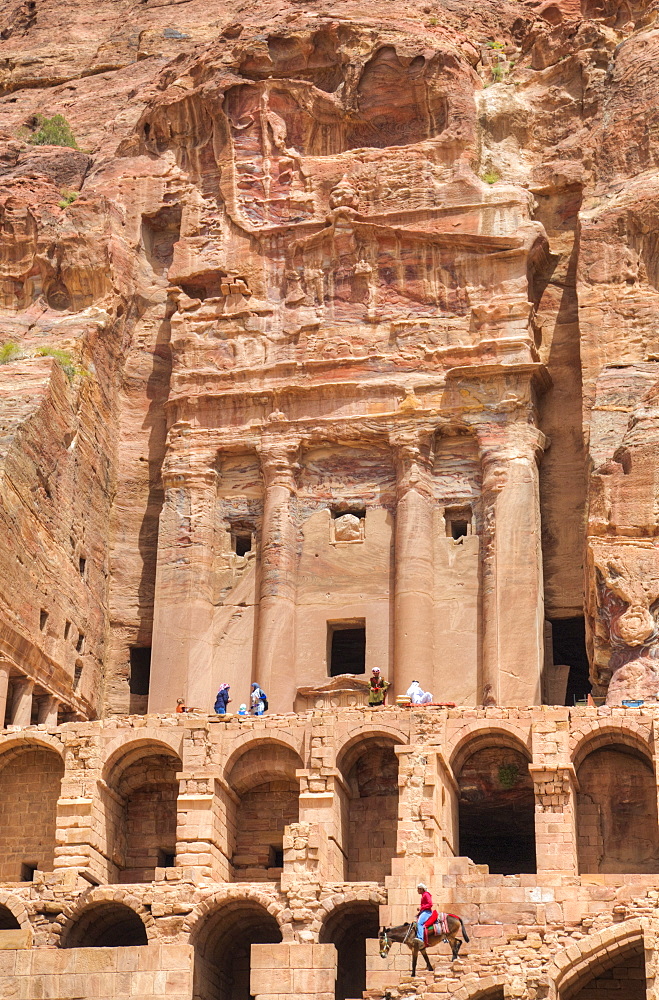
379,881 -> 470,976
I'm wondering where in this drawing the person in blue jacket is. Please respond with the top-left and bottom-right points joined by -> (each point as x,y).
214,683 -> 230,714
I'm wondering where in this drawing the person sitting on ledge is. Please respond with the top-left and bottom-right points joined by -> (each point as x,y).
213,683 -> 231,715
407,680 -> 433,705
175,698 -> 188,713
368,667 -> 390,707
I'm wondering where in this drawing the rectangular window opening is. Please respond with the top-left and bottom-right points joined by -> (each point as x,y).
73,661 -> 83,689
64,620 -> 71,639
157,849 -> 176,868
328,621 -> 366,677
268,845 -> 284,869
550,616 -> 591,706
232,532 -> 252,557
20,863 -> 37,882
78,556 -> 86,577
75,632 -> 85,654
445,506 -> 472,539
129,646 -> 152,696
39,609 -> 48,631
332,507 -> 366,520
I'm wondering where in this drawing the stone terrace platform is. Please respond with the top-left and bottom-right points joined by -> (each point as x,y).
0,705 -> 658,999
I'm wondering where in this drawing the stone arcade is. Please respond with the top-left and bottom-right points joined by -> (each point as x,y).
3,0 -> 659,997
3,707 -> 659,1000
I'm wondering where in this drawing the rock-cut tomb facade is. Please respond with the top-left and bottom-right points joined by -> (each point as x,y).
2,0 -> 659,997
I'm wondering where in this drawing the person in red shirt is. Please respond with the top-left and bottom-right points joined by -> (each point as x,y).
415,882 -> 433,942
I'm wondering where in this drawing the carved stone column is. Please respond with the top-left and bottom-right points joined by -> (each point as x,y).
255,438 -> 300,713
149,458 -> 218,714
478,422 -> 547,706
0,662 -> 10,726
391,430 -> 435,698
11,677 -> 34,726
38,695 -> 59,726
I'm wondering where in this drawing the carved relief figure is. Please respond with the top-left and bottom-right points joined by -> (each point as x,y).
592,543 -> 659,704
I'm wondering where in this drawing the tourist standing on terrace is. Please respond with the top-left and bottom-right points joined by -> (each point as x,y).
214,684 -> 231,714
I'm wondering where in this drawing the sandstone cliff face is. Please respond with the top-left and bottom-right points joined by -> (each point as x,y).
0,0 -> 657,714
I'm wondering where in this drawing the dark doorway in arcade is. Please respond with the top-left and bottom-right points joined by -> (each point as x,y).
320,901 -> 380,1000
457,741 -> 536,875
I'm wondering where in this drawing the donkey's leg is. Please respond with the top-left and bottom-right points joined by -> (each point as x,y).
411,945 -> 418,977
423,948 -> 433,971
451,937 -> 462,961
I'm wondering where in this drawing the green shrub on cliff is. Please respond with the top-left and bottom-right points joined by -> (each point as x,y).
58,189 -> 78,209
36,346 -> 78,380
0,341 -> 20,365
28,114 -> 78,149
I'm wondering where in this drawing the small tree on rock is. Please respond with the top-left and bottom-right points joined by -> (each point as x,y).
27,114 -> 78,148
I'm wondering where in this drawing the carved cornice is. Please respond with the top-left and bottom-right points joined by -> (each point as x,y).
161,463 -> 218,491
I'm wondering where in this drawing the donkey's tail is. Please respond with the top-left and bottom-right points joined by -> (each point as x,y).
459,917 -> 470,943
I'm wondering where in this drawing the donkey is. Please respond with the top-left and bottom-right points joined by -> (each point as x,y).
379,913 -> 469,976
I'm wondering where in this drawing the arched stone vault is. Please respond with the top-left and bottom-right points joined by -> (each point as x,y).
0,892 -> 30,930
546,918 -> 646,998
56,888 -> 156,948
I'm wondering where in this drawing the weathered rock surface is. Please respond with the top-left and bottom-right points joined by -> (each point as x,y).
0,0 -> 658,714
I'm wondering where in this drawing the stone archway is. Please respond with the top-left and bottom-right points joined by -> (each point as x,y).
576,740 -> 659,873
560,939 -> 646,999
319,900 -> 380,1000
61,901 -> 149,948
338,736 -> 400,882
0,905 -> 20,930
191,897 -> 283,1000
226,741 -> 302,881
455,737 -> 535,874
0,741 -> 64,880
104,741 -> 182,883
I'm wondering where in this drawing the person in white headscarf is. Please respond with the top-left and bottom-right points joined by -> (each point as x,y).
406,680 -> 433,705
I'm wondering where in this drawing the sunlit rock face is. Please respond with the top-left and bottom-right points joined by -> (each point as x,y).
0,0 -> 658,716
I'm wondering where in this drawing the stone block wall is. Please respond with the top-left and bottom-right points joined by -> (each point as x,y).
1,708 -> 659,998
250,943 -> 336,1000
346,794 -> 398,883
576,951 -> 646,1000
233,780 -> 299,881
0,943 -> 194,999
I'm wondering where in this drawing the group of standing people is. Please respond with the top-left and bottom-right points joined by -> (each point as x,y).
213,681 -> 268,717
175,668 -> 432,716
